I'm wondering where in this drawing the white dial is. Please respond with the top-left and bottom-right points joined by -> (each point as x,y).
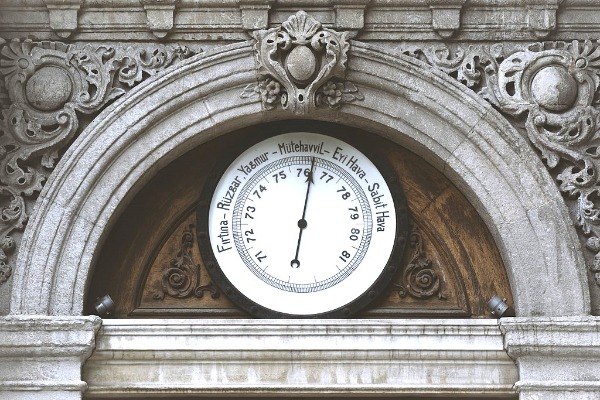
198,132 -> 407,317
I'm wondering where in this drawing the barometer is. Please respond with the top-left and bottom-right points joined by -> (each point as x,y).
197,132 -> 408,317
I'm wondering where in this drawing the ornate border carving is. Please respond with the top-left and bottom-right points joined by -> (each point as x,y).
0,39 -> 197,285
403,40 -> 600,285
392,224 -> 446,301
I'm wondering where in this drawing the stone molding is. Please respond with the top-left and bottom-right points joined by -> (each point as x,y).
2,317 -> 600,399
7,38 -> 588,317
0,315 -> 101,399
83,319 -> 516,396
501,316 -> 600,399
0,0 -> 594,42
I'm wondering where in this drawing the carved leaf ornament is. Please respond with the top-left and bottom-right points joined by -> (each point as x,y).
487,42 -> 600,284
0,39 -> 196,284
242,11 -> 363,113
393,224 -> 445,300
404,40 -> 600,285
153,225 -> 219,301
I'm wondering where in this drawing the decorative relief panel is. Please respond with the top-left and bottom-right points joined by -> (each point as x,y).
402,40 -> 600,287
1,10 -> 562,306
241,11 -> 363,114
0,39 -> 197,285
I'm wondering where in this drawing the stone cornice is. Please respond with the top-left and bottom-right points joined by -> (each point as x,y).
500,316 -> 600,358
0,315 -> 101,358
0,0 -> 597,41
500,317 -> 600,397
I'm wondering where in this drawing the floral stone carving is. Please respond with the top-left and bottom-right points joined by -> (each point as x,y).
403,40 -> 600,285
486,41 -> 600,284
0,39 -> 197,285
242,11 -> 363,113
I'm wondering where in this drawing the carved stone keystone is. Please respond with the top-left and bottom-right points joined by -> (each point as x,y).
242,11 -> 363,114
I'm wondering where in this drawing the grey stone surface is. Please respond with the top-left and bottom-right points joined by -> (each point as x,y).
0,316 -> 101,399
501,316 -> 600,399
84,319 -> 516,397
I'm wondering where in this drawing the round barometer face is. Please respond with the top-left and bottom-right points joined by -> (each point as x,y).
197,132 -> 408,317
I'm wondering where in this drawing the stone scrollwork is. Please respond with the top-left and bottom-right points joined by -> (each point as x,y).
404,40 -> 600,285
486,41 -> 600,285
241,11 -> 363,113
153,225 -> 219,301
0,39 -> 197,285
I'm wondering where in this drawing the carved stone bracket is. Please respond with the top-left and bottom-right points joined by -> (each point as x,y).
42,0 -> 82,39
239,0 -> 273,31
427,0 -> 467,39
153,225 -> 219,301
0,39 -> 198,285
526,0 -> 562,38
392,224 -> 446,300
141,0 -> 180,38
402,40 -> 600,286
333,0 -> 371,34
241,11 -> 363,114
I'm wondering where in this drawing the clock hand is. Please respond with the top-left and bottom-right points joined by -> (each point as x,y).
291,156 -> 316,268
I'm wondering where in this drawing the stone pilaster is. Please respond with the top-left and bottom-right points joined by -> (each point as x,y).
501,317 -> 600,400
0,315 -> 101,400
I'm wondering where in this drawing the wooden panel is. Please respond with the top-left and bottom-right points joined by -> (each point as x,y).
85,121 -> 513,318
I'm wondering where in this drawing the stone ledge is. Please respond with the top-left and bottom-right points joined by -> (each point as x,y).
83,319 -> 517,397
0,315 -> 101,356
501,317 -> 600,398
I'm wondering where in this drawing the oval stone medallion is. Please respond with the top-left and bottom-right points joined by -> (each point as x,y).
25,66 -> 73,112
286,45 -> 317,82
530,66 -> 578,112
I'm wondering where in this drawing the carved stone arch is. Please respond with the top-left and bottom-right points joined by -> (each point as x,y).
8,39 -> 589,317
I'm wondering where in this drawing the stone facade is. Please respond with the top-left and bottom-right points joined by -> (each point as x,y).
1,1 -> 600,399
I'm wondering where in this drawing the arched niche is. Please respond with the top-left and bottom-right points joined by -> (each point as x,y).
84,120 -> 513,318
9,40 -> 589,317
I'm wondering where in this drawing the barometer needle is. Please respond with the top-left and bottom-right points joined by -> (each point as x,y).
291,156 -> 316,268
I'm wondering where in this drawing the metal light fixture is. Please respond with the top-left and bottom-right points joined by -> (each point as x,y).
94,294 -> 115,317
486,295 -> 513,318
